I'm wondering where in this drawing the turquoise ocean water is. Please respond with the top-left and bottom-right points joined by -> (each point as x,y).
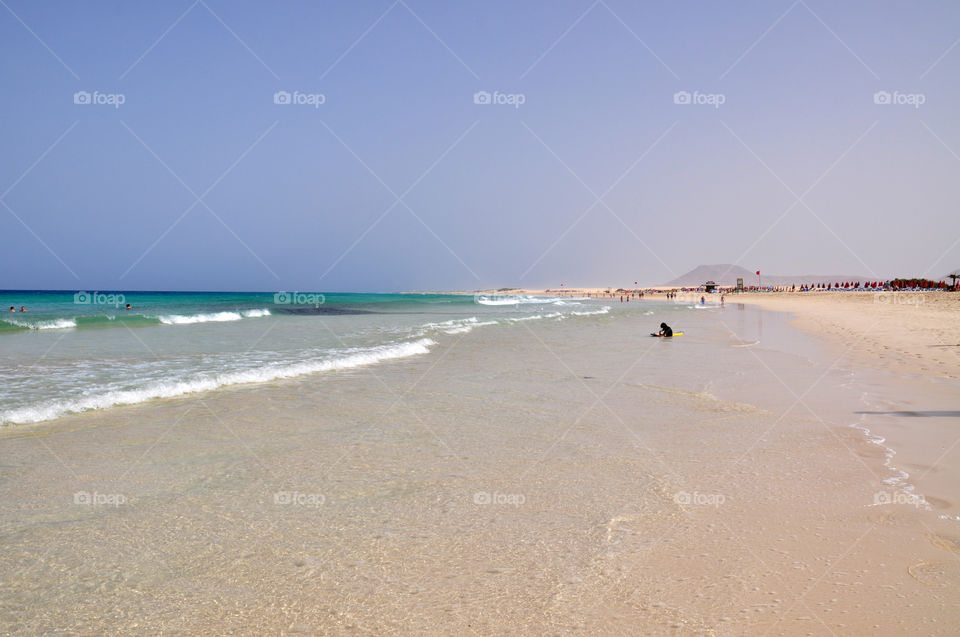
1,290 -> 628,425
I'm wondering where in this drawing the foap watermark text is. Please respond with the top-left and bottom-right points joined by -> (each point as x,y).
74,291 -> 126,307
274,90 -> 326,108
674,90 -> 725,109
474,491 -> 525,507
474,90 -> 525,109
873,491 -> 927,508
873,90 -> 925,108
74,491 -> 127,507
674,491 -> 726,507
874,292 -> 924,307
274,291 -> 325,306
74,91 -> 125,109
274,491 -> 325,508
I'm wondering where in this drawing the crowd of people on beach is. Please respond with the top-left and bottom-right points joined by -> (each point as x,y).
794,279 -> 957,292
544,277 -> 959,297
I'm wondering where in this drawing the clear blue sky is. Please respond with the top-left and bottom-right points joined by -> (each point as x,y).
1,1 -> 958,291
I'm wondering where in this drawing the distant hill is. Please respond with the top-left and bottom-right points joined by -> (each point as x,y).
664,264 -> 869,287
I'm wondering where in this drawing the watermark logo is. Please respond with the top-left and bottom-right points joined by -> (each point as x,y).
73,90 -> 125,109
273,491 -> 325,508
673,90 -> 725,109
874,292 -> 924,307
873,490 -> 927,508
473,491 -> 525,507
672,291 -> 705,304
673,491 -> 725,507
473,90 -> 525,109
274,90 -> 325,108
74,291 -> 126,308
73,491 -> 126,507
473,293 -> 520,305
873,90 -> 925,109
273,291 -> 326,306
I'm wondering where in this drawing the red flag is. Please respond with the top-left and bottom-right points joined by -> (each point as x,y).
756,270 -> 760,275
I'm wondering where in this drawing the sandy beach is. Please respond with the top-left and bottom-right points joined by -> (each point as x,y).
482,288 -> 959,378
730,291 -> 960,381
2,294 -> 959,634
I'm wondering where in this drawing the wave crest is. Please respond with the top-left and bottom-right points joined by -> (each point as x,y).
0,338 -> 435,425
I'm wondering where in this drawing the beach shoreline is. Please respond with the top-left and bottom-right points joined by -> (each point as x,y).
1,294 -> 958,634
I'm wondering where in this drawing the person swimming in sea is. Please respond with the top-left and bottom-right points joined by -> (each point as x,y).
8,306 -> 14,312
657,322 -> 673,337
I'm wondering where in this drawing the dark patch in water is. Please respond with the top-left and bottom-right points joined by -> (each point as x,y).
273,306 -> 377,316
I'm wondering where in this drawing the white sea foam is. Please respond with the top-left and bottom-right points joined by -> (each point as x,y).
476,295 -> 566,306
158,309 -> 271,325
475,296 -> 520,306
506,312 -> 563,322
0,338 -> 436,425
569,307 -> 610,316
158,312 -> 243,325
6,318 -> 78,330
422,317 -> 499,335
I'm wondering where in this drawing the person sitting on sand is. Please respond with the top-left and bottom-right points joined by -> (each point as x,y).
658,322 -> 673,337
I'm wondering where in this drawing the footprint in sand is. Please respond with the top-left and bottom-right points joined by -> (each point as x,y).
927,533 -> 960,555
908,560 -> 960,587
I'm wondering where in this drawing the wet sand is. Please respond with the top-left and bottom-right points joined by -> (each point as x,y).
733,291 -> 960,380
1,303 -> 958,635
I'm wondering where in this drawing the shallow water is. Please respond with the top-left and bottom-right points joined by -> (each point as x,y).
1,291 -> 613,424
